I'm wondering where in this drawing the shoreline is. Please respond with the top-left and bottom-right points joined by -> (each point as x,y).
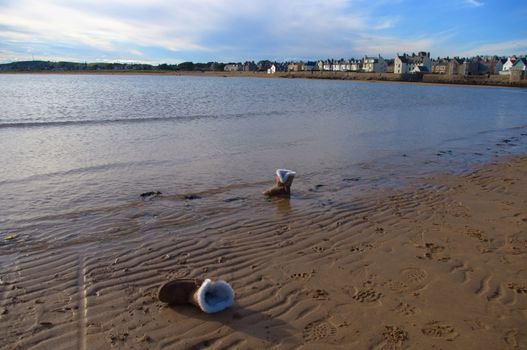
1,153 -> 526,348
1,70 -> 526,88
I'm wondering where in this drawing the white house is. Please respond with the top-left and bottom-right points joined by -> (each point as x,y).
224,64 -> 242,72
267,64 -> 276,74
501,56 -> 517,73
330,60 -> 350,71
362,55 -> 386,73
395,52 -> 431,74
512,57 -> 527,71
315,58 -> 362,72
322,60 -> 332,71
414,52 -> 432,72
287,63 -> 302,72
394,55 -> 410,74
349,60 -> 361,71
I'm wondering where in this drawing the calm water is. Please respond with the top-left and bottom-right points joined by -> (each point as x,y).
1,74 -> 527,241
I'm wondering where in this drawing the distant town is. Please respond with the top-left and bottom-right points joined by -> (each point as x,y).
226,53 -> 527,78
1,52 -> 526,84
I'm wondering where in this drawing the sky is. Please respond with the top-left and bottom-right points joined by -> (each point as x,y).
0,0 -> 526,64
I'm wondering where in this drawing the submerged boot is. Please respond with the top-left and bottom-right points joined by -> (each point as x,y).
263,169 -> 296,197
158,278 -> 235,313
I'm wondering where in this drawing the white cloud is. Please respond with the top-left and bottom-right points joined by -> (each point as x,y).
0,0 -> 501,63
466,0 -> 484,7
353,34 -> 435,56
0,48 -> 84,63
0,0 -> 412,62
128,49 -> 143,56
373,18 -> 399,30
460,39 -> 527,56
0,0 -> 220,53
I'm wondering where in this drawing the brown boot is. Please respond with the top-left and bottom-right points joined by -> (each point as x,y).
158,279 -> 203,305
263,169 -> 296,197
158,278 -> 235,313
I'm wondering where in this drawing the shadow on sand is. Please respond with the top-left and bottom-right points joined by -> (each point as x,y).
169,303 -> 295,343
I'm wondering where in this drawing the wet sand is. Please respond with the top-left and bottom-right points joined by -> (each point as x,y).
1,156 -> 527,349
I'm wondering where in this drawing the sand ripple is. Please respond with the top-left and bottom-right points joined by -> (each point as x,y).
1,156 -> 527,349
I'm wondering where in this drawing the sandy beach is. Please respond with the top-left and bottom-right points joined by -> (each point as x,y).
2,0 -> 527,348
0,154 -> 526,349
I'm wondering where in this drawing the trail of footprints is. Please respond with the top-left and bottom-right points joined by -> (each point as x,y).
2,169 -> 525,349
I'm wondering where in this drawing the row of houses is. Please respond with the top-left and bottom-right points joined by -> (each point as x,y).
264,53 -> 426,74
223,61 -> 287,72
287,56 -> 388,73
226,53 -> 526,77
430,56 -> 527,76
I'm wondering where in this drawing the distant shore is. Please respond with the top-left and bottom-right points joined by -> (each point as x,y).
1,69 -> 526,88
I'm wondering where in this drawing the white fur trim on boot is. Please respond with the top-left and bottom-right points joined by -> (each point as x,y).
276,169 -> 296,184
194,279 -> 235,313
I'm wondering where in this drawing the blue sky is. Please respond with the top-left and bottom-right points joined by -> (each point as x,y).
0,0 -> 525,64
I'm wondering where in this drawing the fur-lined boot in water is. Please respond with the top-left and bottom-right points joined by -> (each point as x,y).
158,278 -> 235,313
263,169 -> 296,197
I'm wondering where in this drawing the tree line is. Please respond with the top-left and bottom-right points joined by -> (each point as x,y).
0,60 -> 271,72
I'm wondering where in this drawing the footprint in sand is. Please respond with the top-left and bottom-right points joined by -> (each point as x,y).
311,246 -> 326,253
448,260 -> 476,285
309,289 -> 329,300
512,212 -> 527,224
166,268 -> 190,280
302,320 -> 337,343
421,321 -> 459,341
506,282 -> 527,294
464,228 -> 494,253
278,240 -> 294,248
446,202 -> 470,218
504,329 -> 519,348
386,280 -> 409,292
382,325 -> 408,345
350,242 -> 373,253
275,225 -> 289,235
464,318 -> 489,331
464,227 -> 489,242
401,267 -> 427,284
375,227 -> 385,234
422,243 -> 446,260
289,272 -> 312,281
393,302 -> 418,316
352,288 -> 382,303
504,234 -> 527,255
387,267 -> 428,293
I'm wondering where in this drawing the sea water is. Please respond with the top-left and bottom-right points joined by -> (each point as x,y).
1,74 -> 527,241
